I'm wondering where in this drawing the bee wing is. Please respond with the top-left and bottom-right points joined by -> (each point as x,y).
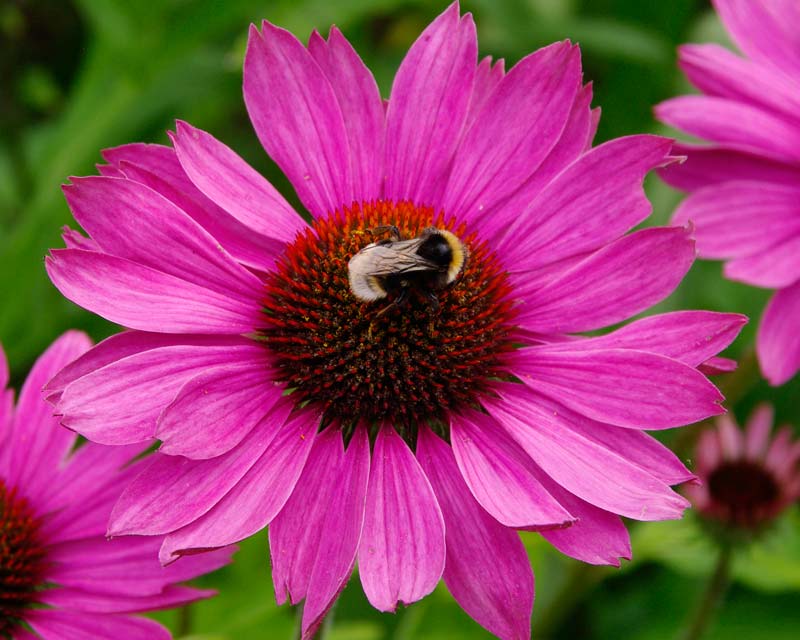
351,238 -> 436,276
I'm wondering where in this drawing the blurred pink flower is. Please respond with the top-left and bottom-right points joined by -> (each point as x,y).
0,332 -> 232,640
687,404 -> 800,534
46,4 -> 745,638
656,0 -> 800,386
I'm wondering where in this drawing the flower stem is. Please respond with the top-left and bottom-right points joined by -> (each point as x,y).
681,545 -> 732,640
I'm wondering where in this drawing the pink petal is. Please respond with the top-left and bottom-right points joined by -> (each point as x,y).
269,426 -> 370,638
156,363 -> 284,459
655,95 -> 800,163
27,610 -> 170,640
301,426 -> 370,638
535,473 -> 631,566
465,56 -> 505,129
744,404 -> 775,459
418,427 -> 533,640
117,159 -> 283,272
308,27 -> 384,201
108,402 -> 292,536
723,234 -> 800,288
45,331 -> 244,402
553,311 -> 747,368
103,142 -> 283,271
170,121 -> 305,243
57,341 -> 265,444
383,3 -> 477,206
699,356 -> 738,375
511,347 -> 724,429
516,226 -> 695,333
672,181 -> 800,260
498,136 -> 676,270
529,395 -> 695,486
1,331 -> 90,501
485,82 -> 595,239
41,584 -> 214,614
47,537 -> 232,595
658,143 -> 800,191
443,41 -> 581,225
62,176 -> 264,303
450,409 -> 575,529
160,408 -> 316,559
757,281 -> 800,385
46,249 -> 261,334
713,0 -> 800,76
244,21 -> 351,217
270,427 -> 345,606
678,43 -> 800,121
484,386 -> 690,521
358,425 -> 445,612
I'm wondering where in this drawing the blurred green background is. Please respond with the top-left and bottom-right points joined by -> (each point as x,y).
2,0 -> 798,638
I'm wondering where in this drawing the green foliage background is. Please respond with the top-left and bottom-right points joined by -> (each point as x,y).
1,0 -> 798,638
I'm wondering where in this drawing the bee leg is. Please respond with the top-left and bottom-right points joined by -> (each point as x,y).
368,289 -> 408,339
424,291 -> 440,334
367,225 -> 402,241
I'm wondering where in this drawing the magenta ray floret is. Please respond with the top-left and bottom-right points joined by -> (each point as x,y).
0,333 -> 232,639
46,3 -> 745,638
656,0 -> 800,385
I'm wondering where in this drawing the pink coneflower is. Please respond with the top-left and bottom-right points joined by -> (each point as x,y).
687,404 -> 800,536
655,0 -> 800,386
0,332 -> 232,639
46,4 -> 745,638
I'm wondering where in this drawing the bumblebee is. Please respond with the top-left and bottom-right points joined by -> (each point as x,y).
348,226 -> 467,313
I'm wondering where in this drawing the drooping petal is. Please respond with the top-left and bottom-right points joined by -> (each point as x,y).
170,121 -> 305,243
515,226 -> 695,333
358,425 -> 445,612
484,385 -> 692,520
160,408 -> 317,560
383,3 -> 477,206
270,428 -> 345,606
757,281 -> 800,385
308,27 -> 384,201
108,402 -> 292,536
244,21 -> 352,217
498,136 -> 676,270
450,409 -> 574,529
57,341 -> 265,444
510,347 -> 724,429
46,249 -> 261,334
443,41 -> 581,224
533,469 -> 631,566
418,427 -> 533,640
62,176 -> 264,302
301,426 -> 370,638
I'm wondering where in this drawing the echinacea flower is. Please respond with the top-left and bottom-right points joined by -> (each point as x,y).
46,4 -> 746,638
0,332 -> 232,640
687,404 -> 800,537
655,0 -> 800,386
